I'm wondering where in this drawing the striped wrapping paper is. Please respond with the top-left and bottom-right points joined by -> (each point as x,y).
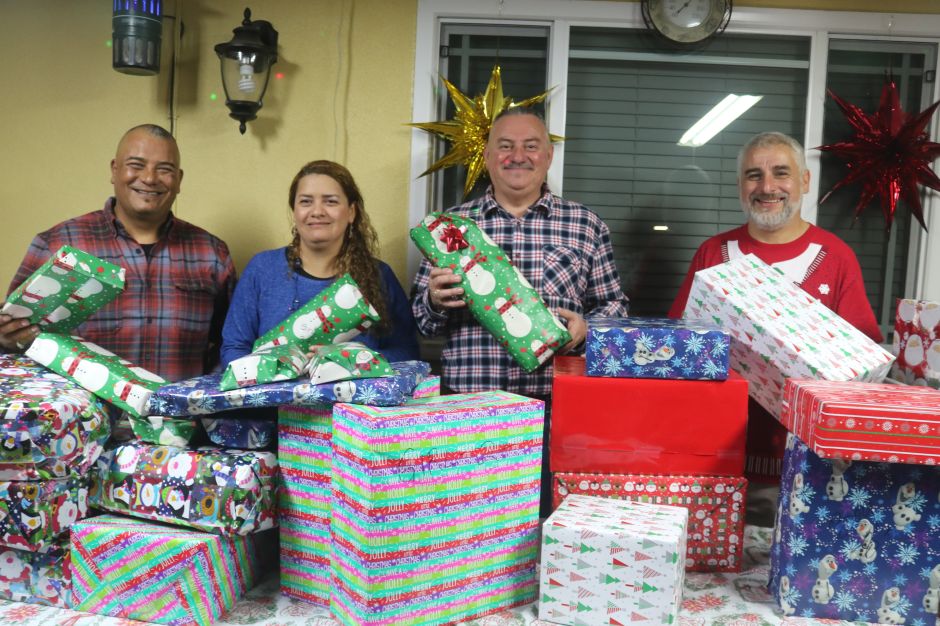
329,392 -> 544,626
780,378 -> 940,463
70,514 -> 258,626
277,405 -> 333,606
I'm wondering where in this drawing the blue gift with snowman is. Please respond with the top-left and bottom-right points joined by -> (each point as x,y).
584,317 -> 730,380
769,432 -> 940,624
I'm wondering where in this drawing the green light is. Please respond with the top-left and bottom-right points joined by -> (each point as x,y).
106,40 -> 112,48
210,93 -> 218,101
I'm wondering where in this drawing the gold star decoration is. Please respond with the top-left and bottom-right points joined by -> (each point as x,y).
410,65 -> 562,198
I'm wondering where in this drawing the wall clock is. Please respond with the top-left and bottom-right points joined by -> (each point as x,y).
641,0 -> 733,45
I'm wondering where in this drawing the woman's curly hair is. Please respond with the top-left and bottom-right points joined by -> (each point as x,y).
285,160 -> 391,334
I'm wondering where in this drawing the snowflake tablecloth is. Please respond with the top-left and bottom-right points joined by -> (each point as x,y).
0,526 -> 876,626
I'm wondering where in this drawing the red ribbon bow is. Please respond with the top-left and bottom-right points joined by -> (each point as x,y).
440,224 -> 469,252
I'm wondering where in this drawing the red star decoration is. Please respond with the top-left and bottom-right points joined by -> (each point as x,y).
817,79 -> 940,231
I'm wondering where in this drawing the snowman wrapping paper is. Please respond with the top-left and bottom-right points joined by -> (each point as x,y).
220,343 -> 308,391
410,212 -> 571,372
252,273 -> 381,353
892,298 -> 940,388
2,245 -> 125,334
127,414 -> 198,447
0,476 -> 89,552
769,433 -> 940,623
0,537 -> 71,608
25,333 -> 165,418
306,341 -> 394,385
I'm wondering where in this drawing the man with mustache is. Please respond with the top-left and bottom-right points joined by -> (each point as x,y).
412,106 -> 629,516
669,131 -> 880,523
0,124 -> 236,381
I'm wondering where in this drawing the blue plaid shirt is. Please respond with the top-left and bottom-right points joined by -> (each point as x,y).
412,185 -> 629,396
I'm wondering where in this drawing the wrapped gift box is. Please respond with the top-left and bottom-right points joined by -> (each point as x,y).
411,375 -> 440,399
330,392 -> 543,625
148,360 -> 431,416
553,472 -> 746,572
202,411 -> 275,450
0,355 -> 110,481
769,434 -> 940,623
220,343 -> 308,391
539,494 -> 687,625
2,245 -> 125,334
89,442 -> 277,535
411,212 -> 571,372
306,342 -> 394,385
585,317 -> 729,380
26,333 -> 166,418
70,514 -> 259,626
0,536 -> 71,608
781,378 -> 940,464
278,405 -> 333,606
0,477 -> 88,551
253,273 -> 380,353
129,414 -> 198,447
892,298 -> 940,388
684,255 -> 895,418
551,356 -> 747,475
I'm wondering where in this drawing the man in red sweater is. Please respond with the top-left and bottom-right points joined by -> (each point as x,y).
669,131 -> 883,523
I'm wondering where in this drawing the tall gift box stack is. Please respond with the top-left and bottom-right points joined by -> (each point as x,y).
0,355 -> 111,608
769,377 -> 940,623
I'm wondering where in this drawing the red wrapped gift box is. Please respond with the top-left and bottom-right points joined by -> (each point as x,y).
781,378 -> 940,464
552,472 -> 747,572
551,356 -> 747,475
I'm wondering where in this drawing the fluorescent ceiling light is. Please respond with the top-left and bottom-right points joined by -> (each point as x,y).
678,94 -> 763,147
653,225 -> 669,231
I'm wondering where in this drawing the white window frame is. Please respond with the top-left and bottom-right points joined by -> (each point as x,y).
408,0 -> 940,302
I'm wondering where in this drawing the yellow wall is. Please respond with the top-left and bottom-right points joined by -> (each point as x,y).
0,0 -> 417,286
739,0 -> 940,12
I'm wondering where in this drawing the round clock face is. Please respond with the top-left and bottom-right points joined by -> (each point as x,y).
644,0 -> 730,44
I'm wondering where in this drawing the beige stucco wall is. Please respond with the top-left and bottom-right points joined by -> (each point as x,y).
1,0 -> 937,290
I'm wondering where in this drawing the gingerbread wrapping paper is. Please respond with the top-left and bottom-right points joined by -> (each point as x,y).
26,333 -> 166,418
221,344 -> 308,391
2,245 -> 125,334
307,342 -> 394,385
0,477 -> 88,552
70,514 -> 259,626
585,316 -> 730,380
410,212 -> 571,372
0,355 -> 110,481
89,442 -> 277,535
148,360 -> 431,416
0,537 -> 71,608
252,273 -> 380,353
684,254 -> 895,418
891,298 -> 940,388
769,433 -> 940,623
539,494 -> 688,625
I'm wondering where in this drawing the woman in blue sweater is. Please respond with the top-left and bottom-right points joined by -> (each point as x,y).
221,160 -> 420,366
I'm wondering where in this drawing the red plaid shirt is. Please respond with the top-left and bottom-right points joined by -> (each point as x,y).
412,186 -> 629,396
8,199 -> 236,381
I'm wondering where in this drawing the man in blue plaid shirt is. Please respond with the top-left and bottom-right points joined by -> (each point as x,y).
411,107 -> 628,513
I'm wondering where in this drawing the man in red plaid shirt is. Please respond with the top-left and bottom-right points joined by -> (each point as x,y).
0,124 -> 236,382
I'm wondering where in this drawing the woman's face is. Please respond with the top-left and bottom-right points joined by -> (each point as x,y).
292,173 -> 356,254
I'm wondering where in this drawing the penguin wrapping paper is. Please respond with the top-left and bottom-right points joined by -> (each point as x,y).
0,537 -> 71,608
25,333 -> 166,418
306,342 -> 394,385
128,414 -> 198,447
552,472 -> 747,573
585,316 -> 730,380
220,343 -> 308,391
781,378 -> 940,465
410,212 -> 571,372
0,476 -> 88,552
148,360 -> 431,416
769,434 -> 940,624
252,273 -> 381,354
89,441 -> 277,535
550,356 -> 748,475
0,355 -> 110,481
684,254 -> 895,419
70,514 -> 260,626
2,245 -> 125,334
329,392 -> 544,626
892,298 -> 940,388
538,494 -> 688,626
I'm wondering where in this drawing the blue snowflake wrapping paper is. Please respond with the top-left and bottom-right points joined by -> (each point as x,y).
769,433 -> 940,624
584,317 -> 730,380
147,361 -> 431,416
202,411 -> 276,450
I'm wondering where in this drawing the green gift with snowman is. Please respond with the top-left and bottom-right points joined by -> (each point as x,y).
411,212 -> 571,372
